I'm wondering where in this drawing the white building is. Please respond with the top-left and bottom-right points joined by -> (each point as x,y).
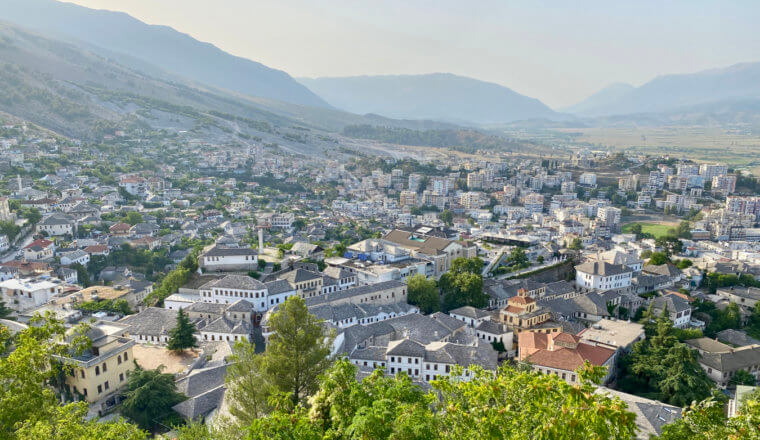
0,277 -> 65,311
575,261 -> 632,292
200,246 -> 258,272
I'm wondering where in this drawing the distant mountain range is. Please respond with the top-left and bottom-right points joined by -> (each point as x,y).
1,0 -> 330,108
565,62 -> 760,117
299,73 -> 558,124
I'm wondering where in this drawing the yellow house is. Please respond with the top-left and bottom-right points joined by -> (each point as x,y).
59,321 -> 136,413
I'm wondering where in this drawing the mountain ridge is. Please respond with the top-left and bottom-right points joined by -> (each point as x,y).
0,0 -> 331,108
299,73 -> 558,124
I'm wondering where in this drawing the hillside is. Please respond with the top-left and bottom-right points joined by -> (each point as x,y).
1,0 -> 330,108
561,83 -> 634,115
565,62 -> 760,117
299,73 -> 557,124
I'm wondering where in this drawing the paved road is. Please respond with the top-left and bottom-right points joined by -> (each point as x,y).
0,229 -> 34,263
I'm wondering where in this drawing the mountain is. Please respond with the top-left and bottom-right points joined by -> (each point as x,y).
299,73 -> 557,124
0,0 -> 330,108
561,83 -> 634,114
565,62 -> 760,117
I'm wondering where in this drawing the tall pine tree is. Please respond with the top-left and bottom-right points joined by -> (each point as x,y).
167,308 -> 197,352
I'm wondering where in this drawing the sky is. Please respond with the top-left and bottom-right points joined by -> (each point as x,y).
64,0 -> 760,108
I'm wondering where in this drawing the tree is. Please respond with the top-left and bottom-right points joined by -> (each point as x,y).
654,397 -> 760,440
247,359 -> 638,439
125,211 -> 143,226
438,209 -> 454,226
167,308 -> 197,352
70,263 -> 91,287
15,402 -> 147,440
656,235 -> 683,256
264,296 -> 334,407
0,314 -> 92,439
224,342 -> 274,428
729,369 -> 757,387
629,223 -> 643,239
676,259 -> 693,269
649,252 -> 670,265
449,256 -> 484,275
568,237 -> 583,250
121,367 -> 186,430
676,221 -> 692,239
618,312 -> 714,406
0,301 -> 13,320
406,274 -> 439,314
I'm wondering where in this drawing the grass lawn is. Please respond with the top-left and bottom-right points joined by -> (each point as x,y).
621,222 -> 674,238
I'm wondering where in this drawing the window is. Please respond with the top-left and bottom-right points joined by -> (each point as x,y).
80,370 -> 85,379
120,373 -> 124,382
117,354 -> 122,365
104,381 -> 109,390
97,385 -> 102,394
123,352 -> 128,361
95,366 -> 100,376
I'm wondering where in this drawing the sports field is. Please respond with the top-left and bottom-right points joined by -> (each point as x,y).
621,222 -> 675,238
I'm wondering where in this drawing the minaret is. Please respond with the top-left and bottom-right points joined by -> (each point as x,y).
258,227 -> 264,252
16,174 -> 21,192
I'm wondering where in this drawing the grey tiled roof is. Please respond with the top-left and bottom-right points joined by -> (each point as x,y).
118,307 -> 181,337
265,279 -> 295,295
209,275 -> 266,290
204,246 -> 257,257
304,280 -> 405,307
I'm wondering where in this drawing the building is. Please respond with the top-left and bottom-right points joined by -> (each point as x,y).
578,319 -> 645,352
200,246 -> 258,272
37,213 -> 77,236
57,322 -> 136,411
651,294 -> 692,328
685,338 -> 760,388
717,286 -> 760,309
575,261 -> 633,292
518,331 -> 616,384
579,173 -> 597,187
199,275 -> 269,310
0,277 -> 65,311
23,238 -> 55,261
399,190 -> 418,207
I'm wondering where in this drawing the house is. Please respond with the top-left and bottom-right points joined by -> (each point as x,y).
651,294 -> 692,328
343,313 -> 498,384
56,322 -> 136,412
290,242 -> 325,260
37,213 -> 77,236
278,268 -> 323,298
716,286 -> 760,310
685,338 -> 760,388
518,331 -> 616,384
109,222 -> 132,237
84,245 -> 110,257
578,319 -> 645,352
60,249 -> 90,266
575,261 -> 632,292
200,246 -> 258,272
23,238 -> 55,261
119,307 -> 195,345
172,364 -> 227,423
449,306 -> 492,328
199,275 -> 268,311
0,276 -> 65,311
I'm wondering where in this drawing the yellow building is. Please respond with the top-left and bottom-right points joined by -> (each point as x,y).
59,321 -> 137,413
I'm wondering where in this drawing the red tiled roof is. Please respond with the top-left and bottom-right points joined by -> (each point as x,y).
25,239 -> 53,249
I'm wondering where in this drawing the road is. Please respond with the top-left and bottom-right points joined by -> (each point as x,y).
0,228 -> 35,263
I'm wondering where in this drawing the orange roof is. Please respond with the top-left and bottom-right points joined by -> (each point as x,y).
510,296 -> 535,305
25,239 -> 53,249
109,223 -> 131,232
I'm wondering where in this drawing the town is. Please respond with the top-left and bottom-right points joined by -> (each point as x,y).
1,117 -> 760,439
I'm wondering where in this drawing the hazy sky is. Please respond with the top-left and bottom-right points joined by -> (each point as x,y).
65,0 -> 760,108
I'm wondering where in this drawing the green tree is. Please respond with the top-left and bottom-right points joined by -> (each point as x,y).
125,211 -> 143,226
224,342 -> 274,428
15,402 -> 147,440
264,296 -> 334,407
654,397 -> 760,440
247,359 -> 638,440
0,301 -> 13,320
167,308 -> 197,352
438,209 -> 454,226
406,274 -> 439,314
729,369 -> 757,387
676,221 -> 692,239
619,312 -> 714,406
649,252 -> 670,265
568,237 -> 583,250
121,367 -> 186,430
656,235 -> 684,256
629,223 -> 643,239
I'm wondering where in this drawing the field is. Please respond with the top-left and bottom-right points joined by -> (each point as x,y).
621,222 -> 676,238
554,126 -> 760,173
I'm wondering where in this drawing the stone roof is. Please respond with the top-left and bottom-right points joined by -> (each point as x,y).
699,345 -> 760,372
575,261 -> 631,276
265,279 -> 295,295
449,306 -> 491,320
304,280 -> 405,307
118,307 -> 182,337
209,275 -> 265,291
204,246 -> 257,257
595,387 -> 681,439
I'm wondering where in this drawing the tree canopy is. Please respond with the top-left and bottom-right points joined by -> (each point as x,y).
167,308 -> 197,352
121,367 -> 186,430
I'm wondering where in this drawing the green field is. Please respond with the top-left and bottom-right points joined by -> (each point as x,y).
621,222 -> 675,238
